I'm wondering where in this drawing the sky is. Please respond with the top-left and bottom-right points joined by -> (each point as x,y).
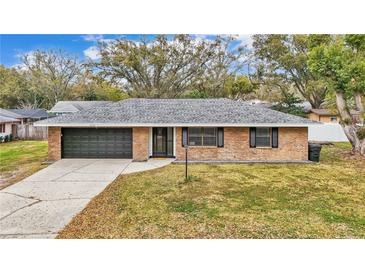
0,34 -> 252,68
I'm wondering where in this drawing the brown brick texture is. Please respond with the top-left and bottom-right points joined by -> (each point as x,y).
47,126 -> 307,162
175,127 -> 308,161
132,127 -> 149,161
48,127 -> 61,161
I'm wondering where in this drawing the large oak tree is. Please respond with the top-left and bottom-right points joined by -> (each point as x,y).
0,65 -> 31,108
90,35 -> 246,98
21,50 -> 81,109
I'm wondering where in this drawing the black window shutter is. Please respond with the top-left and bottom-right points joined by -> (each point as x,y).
249,128 -> 256,148
182,127 -> 188,147
272,127 -> 278,148
217,127 -> 224,147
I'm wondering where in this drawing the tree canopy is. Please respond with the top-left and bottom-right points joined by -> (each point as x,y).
91,35 -> 247,98
0,65 -> 30,108
309,35 -> 365,154
0,51 -> 127,109
252,34 -> 332,108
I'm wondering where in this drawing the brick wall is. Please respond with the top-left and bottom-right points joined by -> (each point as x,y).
175,127 -> 308,161
48,127 -> 61,161
47,126 -> 307,162
133,127 -> 149,161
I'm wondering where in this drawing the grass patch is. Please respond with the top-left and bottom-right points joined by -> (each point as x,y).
58,142 -> 365,239
0,140 -> 48,189
170,201 -> 201,214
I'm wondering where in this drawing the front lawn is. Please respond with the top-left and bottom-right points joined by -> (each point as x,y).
58,143 -> 365,239
0,140 -> 48,189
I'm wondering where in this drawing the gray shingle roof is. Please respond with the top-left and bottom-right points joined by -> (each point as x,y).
49,101 -> 112,113
0,108 -> 25,119
7,108 -> 49,119
0,114 -> 20,123
36,98 -> 318,126
311,108 -> 360,116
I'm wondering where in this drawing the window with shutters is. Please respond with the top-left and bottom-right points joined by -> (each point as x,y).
255,127 -> 271,147
0,124 -> 5,133
188,127 -> 217,146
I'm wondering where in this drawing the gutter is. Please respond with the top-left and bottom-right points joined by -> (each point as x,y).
34,122 -> 320,128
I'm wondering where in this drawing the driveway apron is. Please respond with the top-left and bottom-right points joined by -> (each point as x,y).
0,158 -> 174,238
0,159 -> 131,238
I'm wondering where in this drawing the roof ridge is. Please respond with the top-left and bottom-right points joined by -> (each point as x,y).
38,98 -> 318,126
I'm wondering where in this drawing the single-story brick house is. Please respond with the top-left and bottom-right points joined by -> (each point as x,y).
35,99 -> 318,162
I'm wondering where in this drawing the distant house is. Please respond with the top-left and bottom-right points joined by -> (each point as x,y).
0,109 -> 21,137
0,108 -> 50,141
49,101 -> 111,115
245,99 -> 313,113
308,109 -> 361,123
0,108 -> 25,122
6,108 -> 50,124
245,99 -> 273,108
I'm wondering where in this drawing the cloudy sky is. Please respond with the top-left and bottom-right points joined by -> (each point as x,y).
0,34 -> 252,68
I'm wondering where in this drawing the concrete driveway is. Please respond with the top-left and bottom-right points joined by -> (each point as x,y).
0,158 -> 173,239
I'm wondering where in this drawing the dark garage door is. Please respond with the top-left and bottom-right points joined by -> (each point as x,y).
62,128 -> 132,158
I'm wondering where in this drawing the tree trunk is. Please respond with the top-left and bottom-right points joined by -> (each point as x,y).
354,92 -> 364,124
342,124 -> 365,155
335,92 -> 352,120
336,92 -> 365,156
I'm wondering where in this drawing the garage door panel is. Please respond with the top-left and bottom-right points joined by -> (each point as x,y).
62,128 -> 133,158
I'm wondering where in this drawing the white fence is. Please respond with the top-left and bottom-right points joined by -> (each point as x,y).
308,124 -> 349,142
16,124 -> 48,140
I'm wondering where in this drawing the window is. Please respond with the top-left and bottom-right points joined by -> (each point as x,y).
250,127 -> 278,148
188,127 -> 217,146
330,116 -> 337,122
0,124 -> 5,133
255,127 -> 271,147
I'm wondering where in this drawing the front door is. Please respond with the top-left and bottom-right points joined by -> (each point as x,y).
153,127 -> 167,157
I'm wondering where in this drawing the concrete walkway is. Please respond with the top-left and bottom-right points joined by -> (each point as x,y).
0,158 -> 173,239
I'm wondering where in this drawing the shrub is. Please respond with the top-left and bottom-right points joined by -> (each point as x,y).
4,135 -> 9,142
9,134 -> 13,141
0,136 -> 3,143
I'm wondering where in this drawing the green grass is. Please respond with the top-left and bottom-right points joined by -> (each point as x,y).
58,143 -> 365,239
0,140 -> 48,189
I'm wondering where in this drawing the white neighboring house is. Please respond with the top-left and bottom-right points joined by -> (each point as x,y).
49,101 -> 111,115
0,114 -> 20,138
